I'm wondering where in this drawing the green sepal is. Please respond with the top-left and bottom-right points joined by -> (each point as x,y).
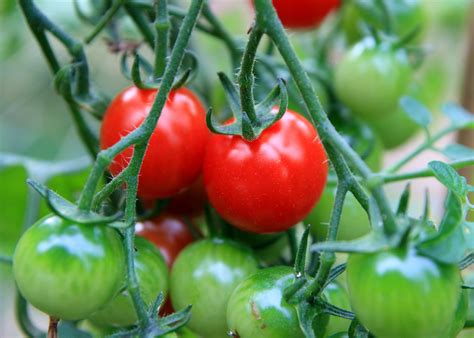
295,299 -> 327,338
131,53 -> 157,89
348,318 -> 370,338
396,183 -> 411,216
294,225 -> 311,275
171,50 -> 199,90
27,179 -> 121,225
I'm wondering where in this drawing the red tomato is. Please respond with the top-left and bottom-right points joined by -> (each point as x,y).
100,86 -> 209,199
166,176 -> 207,217
203,109 -> 328,233
135,214 -> 195,268
254,0 -> 340,29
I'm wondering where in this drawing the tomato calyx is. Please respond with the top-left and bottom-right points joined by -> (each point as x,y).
123,50 -> 199,91
207,73 -> 288,141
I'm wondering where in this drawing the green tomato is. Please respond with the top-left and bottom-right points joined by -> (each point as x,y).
227,266 -> 328,338
342,0 -> 427,44
89,237 -> 168,328
444,290 -> 468,338
347,248 -> 461,338
369,81 -> 429,149
334,38 -> 412,122
305,185 -> 370,241
170,239 -> 259,338
13,215 -> 125,320
323,282 -> 351,336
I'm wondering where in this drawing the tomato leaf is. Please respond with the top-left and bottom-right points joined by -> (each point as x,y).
442,144 -> 474,161
400,96 -> 432,128
417,192 -> 466,264
429,161 -> 467,198
27,179 -> 121,225
442,103 -> 474,129
310,230 -> 390,254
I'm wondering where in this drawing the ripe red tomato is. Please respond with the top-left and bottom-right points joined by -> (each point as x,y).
253,0 -> 340,29
100,86 -> 209,199
166,176 -> 207,217
135,214 -> 195,268
203,109 -> 328,234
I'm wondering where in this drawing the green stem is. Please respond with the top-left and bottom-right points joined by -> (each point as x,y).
124,3 -> 155,47
305,183 -> 348,298
154,0 -> 169,79
381,158 -> 474,184
385,126 -> 459,173
201,3 -> 241,69
84,0 -> 125,44
253,0 -> 397,236
238,26 -> 263,124
92,168 -> 129,210
16,292 -> 45,338
0,255 -> 12,265
18,0 -> 97,158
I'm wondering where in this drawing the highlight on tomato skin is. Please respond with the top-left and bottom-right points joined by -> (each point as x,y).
251,0 -> 340,30
203,109 -> 329,234
100,86 -> 209,200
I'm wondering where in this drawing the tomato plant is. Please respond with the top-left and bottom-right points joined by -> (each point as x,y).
334,38 -> 412,122
100,86 -> 209,199
170,239 -> 259,337
305,185 -> 370,241
89,237 -> 168,328
227,266 -> 328,338
13,215 -> 125,321
136,214 -> 195,268
204,109 -> 328,234
346,249 -> 462,337
323,282 -> 351,336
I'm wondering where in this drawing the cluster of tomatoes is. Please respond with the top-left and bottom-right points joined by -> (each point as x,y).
11,0 -> 469,338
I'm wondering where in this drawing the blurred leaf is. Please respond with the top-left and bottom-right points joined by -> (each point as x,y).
429,161 -> 467,198
400,96 -> 432,128
442,144 -> 474,161
310,230 -> 390,254
442,103 -> 474,128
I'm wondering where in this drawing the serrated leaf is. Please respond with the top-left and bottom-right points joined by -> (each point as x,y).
400,96 -> 432,128
442,103 -> 474,128
417,192 -> 466,264
28,179 -> 121,225
311,231 -> 390,254
429,161 -> 467,197
442,144 -> 474,161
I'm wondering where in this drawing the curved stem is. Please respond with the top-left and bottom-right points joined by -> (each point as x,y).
16,292 -> 45,338
238,26 -> 263,124
385,125 -> 459,173
253,0 -> 397,236
124,3 -> 155,47
381,158 -> 474,184
154,0 -> 169,79
84,0 -> 125,44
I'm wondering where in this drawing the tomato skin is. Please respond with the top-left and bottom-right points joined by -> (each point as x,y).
347,249 -> 461,338
227,266 -> 328,338
89,237 -> 168,327
334,38 -> 412,122
100,86 -> 209,199
204,109 -> 328,234
136,214 -> 195,268
305,185 -> 370,241
269,0 -> 340,29
165,176 -> 207,217
13,215 -> 125,320
170,239 -> 259,338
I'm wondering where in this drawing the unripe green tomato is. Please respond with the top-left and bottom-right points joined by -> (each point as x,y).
170,239 -> 259,338
227,266 -> 328,338
13,215 -> 125,320
342,0 -> 427,44
369,82 -> 429,149
323,282 -> 351,335
347,248 -> 461,338
334,38 -> 412,122
89,237 -> 168,328
305,185 -> 370,241
444,289 -> 468,338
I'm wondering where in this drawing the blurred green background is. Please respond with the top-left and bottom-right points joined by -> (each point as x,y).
0,0 -> 473,336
